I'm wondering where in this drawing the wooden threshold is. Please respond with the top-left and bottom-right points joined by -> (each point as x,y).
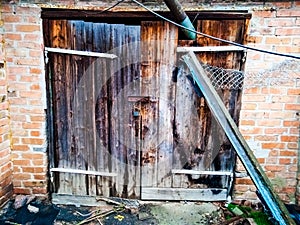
50,168 -> 117,177
141,188 -> 228,201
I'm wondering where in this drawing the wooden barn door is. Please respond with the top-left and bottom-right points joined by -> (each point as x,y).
44,20 -> 142,199
44,16 -> 248,202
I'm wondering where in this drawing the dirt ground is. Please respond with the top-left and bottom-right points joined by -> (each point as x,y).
0,195 -> 274,225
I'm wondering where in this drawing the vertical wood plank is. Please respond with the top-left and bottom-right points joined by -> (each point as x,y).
140,21 -> 178,192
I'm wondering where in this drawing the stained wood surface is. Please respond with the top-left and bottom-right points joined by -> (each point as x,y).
140,21 -> 178,192
45,19 -> 141,197
44,16 -> 247,200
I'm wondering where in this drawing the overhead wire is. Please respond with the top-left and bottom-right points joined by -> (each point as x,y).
131,0 -> 300,60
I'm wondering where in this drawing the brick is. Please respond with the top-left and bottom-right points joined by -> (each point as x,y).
12,144 -> 29,151
30,84 -> 41,91
5,33 -> 22,41
285,103 -> 300,110
293,38 -> 300,46
17,42 -> 41,50
30,115 -> 45,121
257,103 -> 283,110
265,36 -> 292,45
264,127 -> 288,134
281,135 -> 298,142
2,15 -> 22,23
275,27 -> 300,36
16,58 -> 41,66
266,18 -> 295,27
242,87 -> 261,94
21,138 -> 44,145
15,25 -> 40,33
13,187 -> 31,195
22,153 -> 44,160
252,10 -> 276,18
283,121 -> 300,127
287,142 -> 298,149
269,111 -> 294,119
265,165 -> 284,172
279,158 -> 291,164
257,119 -> 281,127
275,45 -> 300,53
32,159 -> 45,166
30,131 -> 40,137
254,135 -> 278,142
289,165 -> 297,172
13,173 -> 31,180
29,50 -> 42,58
33,174 -> 46,180
287,88 -> 300,95
30,68 -> 42,74
257,158 -> 265,164
261,87 -> 286,95
22,123 -> 42,129
23,34 -> 40,40
290,128 -> 300,135
240,127 -> 263,135
241,103 -> 257,110
32,187 -> 47,195
22,167 -> 45,173
242,95 -> 266,102
262,143 -> 285,149
240,120 -> 255,126
12,159 -> 31,166
269,149 -> 279,156
277,9 -> 300,17
23,180 -> 46,187
280,150 -> 297,156
266,157 -> 278,164
19,91 -> 42,98
235,178 -> 253,185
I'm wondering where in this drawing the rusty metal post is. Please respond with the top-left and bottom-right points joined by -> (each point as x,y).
163,0 -> 196,40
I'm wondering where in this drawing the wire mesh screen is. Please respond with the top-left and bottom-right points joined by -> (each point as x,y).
198,59 -> 299,90
201,63 -> 244,90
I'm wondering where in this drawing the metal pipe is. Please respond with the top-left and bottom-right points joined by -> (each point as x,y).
163,0 -> 196,40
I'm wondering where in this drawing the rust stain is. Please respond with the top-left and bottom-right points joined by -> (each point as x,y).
141,148 -> 157,165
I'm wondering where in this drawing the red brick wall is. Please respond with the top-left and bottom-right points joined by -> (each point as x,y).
237,4 -> 300,203
2,5 -> 48,197
1,1 -> 299,204
0,3 -> 13,207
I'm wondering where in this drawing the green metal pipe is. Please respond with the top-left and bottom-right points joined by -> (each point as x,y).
163,0 -> 196,40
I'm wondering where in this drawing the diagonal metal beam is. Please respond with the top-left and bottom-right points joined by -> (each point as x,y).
182,51 -> 295,225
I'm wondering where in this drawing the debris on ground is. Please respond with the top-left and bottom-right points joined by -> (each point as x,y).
0,195 -> 284,225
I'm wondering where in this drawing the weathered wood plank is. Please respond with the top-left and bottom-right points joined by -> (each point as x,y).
45,47 -> 117,58
141,188 -> 228,201
140,21 -> 178,190
50,168 -> 117,177
172,169 -> 232,176
177,46 -> 245,52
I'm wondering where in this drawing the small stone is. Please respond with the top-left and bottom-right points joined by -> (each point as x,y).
13,195 -> 27,209
138,212 -> 151,220
27,204 -> 39,214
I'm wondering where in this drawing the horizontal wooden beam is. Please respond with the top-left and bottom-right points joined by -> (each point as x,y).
177,46 -> 245,53
141,188 -> 228,201
45,47 -> 118,59
41,9 -> 251,21
50,168 -> 117,177
172,169 -> 232,176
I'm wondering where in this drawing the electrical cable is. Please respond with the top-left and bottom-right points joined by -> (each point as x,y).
82,0 -> 126,16
99,0 -> 126,14
131,0 -> 300,60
